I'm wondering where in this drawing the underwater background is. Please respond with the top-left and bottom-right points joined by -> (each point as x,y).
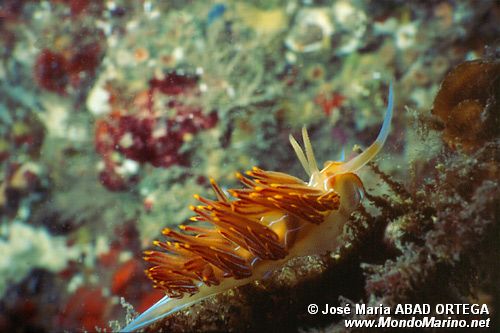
0,0 -> 499,332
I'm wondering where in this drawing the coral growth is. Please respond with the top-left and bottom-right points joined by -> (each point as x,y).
33,26 -> 105,96
34,50 -> 69,94
95,71 -> 218,191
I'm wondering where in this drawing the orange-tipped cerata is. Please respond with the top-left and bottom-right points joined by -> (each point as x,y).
144,166 -> 340,298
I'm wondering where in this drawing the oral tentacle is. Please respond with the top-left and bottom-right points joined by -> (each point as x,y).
334,82 -> 394,174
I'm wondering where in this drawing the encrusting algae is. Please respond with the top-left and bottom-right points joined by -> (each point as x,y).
121,85 -> 394,331
432,59 -> 500,152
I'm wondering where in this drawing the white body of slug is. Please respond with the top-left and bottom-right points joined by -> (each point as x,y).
121,84 -> 394,332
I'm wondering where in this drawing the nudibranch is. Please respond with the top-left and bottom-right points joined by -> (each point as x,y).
122,84 -> 394,332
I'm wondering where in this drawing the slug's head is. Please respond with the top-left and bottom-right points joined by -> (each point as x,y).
320,165 -> 364,214
324,83 -> 394,211
289,83 -> 394,214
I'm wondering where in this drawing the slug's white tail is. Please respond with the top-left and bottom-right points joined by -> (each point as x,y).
121,295 -> 196,332
121,277 -> 254,332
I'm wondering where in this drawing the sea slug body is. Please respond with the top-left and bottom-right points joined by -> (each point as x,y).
122,84 -> 394,332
